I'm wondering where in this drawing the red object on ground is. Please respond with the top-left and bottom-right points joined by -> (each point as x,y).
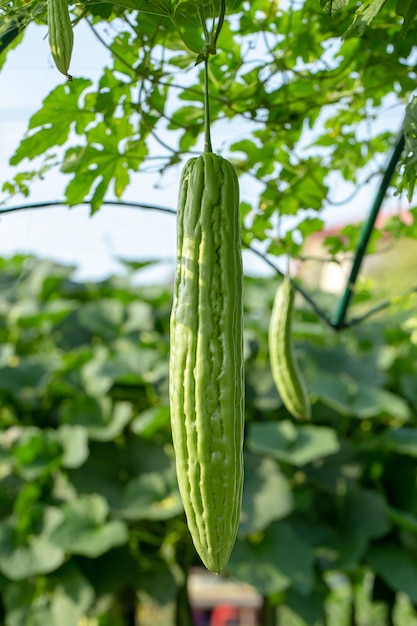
210,604 -> 240,626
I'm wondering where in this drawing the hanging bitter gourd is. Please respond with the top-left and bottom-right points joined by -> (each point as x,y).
268,274 -> 311,420
47,0 -> 73,79
169,152 -> 244,574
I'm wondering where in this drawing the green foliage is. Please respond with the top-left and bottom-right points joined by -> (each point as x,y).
2,0 -> 417,620
342,0 -> 417,36
0,255 -> 416,623
229,521 -> 314,596
396,0 -> 417,34
3,0 -> 417,248
397,96 -> 417,201
347,0 -> 389,34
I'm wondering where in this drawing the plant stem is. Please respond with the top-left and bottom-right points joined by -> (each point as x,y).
260,596 -> 278,626
198,3 -> 211,48
203,54 -> 213,153
175,581 -> 194,626
198,3 -> 214,154
212,0 -> 226,51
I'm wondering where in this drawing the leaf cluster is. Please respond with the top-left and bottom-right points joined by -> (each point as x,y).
2,0 -> 417,248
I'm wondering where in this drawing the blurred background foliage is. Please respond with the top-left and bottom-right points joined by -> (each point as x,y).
0,254 -> 416,625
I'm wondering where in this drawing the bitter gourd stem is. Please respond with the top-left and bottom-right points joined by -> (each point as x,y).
212,0 -> 226,52
203,54 -> 212,154
198,0 -> 227,154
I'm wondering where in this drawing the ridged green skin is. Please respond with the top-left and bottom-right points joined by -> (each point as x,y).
169,153 -> 244,574
268,274 -> 311,420
47,0 -> 73,79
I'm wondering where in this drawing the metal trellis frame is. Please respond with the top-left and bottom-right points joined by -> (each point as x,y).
331,132 -> 406,330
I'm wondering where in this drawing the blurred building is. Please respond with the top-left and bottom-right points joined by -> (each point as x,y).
296,208 -> 415,295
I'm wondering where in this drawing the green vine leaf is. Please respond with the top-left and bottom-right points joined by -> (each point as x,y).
62,119 -> 144,213
320,0 -> 348,17
0,509 -> 65,581
10,79 -> 94,166
398,96 -> 417,201
131,0 -> 172,15
347,0 -> 388,33
396,0 -> 417,34
48,494 -> 129,557
229,521 -> 314,596
172,0 -> 200,11
367,545 -> 417,603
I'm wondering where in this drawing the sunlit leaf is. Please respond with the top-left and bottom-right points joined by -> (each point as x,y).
229,521 -> 314,595
247,422 -> 340,466
12,429 -> 63,480
49,562 -> 95,626
321,0 -> 349,16
57,426 -> 89,469
130,405 -> 170,437
398,96 -> 417,201
49,494 -> 129,557
0,509 -> 65,580
3,563 -> 95,626
116,471 -> 183,520
10,80 -> 93,166
60,395 -> 132,441
309,372 -> 411,420
239,453 -> 293,535
348,0 -> 388,32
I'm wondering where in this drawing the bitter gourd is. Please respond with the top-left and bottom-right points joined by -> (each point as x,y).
268,274 -> 311,420
169,153 -> 244,574
47,0 -> 73,79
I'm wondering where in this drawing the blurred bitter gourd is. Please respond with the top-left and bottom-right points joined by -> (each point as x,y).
268,274 -> 311,420
47,0 -> 73,79
169,153 -> 244,574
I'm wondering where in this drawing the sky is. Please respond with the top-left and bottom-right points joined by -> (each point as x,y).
0,20 -> 183,284
0,15 -> 408,284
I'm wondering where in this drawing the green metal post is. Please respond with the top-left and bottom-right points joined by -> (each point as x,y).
332,132 -> 406,330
